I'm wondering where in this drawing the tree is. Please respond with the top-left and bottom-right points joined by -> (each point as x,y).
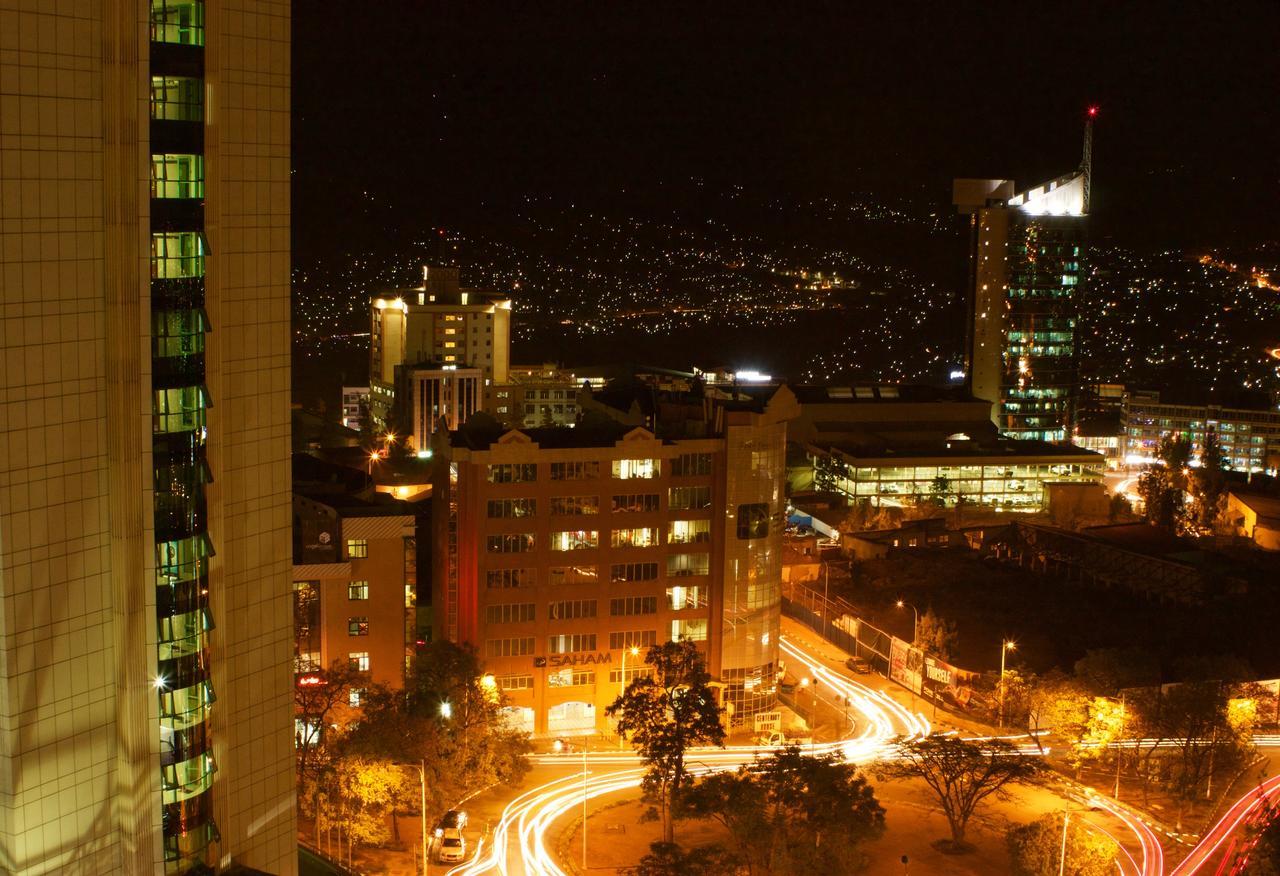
294,660 -> 363,816
683,746 -> 885,874
1108,493 -> 1132,522
1189,428 -> 1230,532
607,639 -> 727,844
1073,647 -> 1160,696
929,475 -> 952,507
1243,798 -> 1280,875
315,754 -> 413,847
1026,671 -> 1091,759
1006,812 -> 1118,876
915,608 -> 958,659
340,641 -> 533,839
622,842 -> 741,876
1139,434 -> 1193,531
877,736 -> 1041,849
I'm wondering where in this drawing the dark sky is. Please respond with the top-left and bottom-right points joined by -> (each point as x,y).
293,2 -> 1280,261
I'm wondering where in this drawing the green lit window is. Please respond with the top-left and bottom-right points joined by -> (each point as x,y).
151,232 -> 206,279
150,0 -> 205,45
153,309 -> 207,358
150,76 -> 203,121
151,154 -> 204,199
153,385 -> 209,434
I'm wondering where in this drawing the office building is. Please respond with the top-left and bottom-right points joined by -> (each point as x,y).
368,266 -> 512,428
786,385 -> 1103,510
1124,394 -> 1280,473
292,493 -> 419,714
0,2 -> 295,874
430,385 -> 796,736
954,118 -> 1092,442
492,364 -> 587,430
341,386 -> 371,431
402,363 -> 483,449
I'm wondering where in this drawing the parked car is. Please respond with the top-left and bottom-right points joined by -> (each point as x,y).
437,828 -> 466,863
438,809 -> 468,832
845,656 -> 873,675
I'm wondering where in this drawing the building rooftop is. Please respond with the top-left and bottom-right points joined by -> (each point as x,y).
450,411 -> 638,451
1230,491 -> 1280,526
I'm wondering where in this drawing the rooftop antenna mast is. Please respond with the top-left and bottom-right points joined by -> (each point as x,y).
1082,106 -> 1097,214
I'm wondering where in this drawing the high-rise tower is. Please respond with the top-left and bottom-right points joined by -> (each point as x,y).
0,2 -> 295,873
954,116 -> 1092,442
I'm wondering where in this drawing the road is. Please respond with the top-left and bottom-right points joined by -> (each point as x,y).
447,619 -> 1162,876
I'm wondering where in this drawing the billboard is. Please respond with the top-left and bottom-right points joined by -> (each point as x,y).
888,638 -> 924,695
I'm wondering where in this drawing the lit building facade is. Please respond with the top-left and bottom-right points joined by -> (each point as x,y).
1124,398 -> 1280,473
0,2 -> 295,874
292,495 -> 418,737
955,168 -> 1087,442
369,266 -> 512,428
785,384 -> 1104,510
341,385 -> 371,431
431,389 -> 795,736
403,364 -> 483,448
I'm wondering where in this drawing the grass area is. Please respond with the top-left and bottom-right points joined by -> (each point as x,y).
833,549 -> 1280,678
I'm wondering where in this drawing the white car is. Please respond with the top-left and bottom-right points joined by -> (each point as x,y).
757,731 -> 813,747
437,828 -> 466,864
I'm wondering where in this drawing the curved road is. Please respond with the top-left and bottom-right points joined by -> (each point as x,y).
449,629 -> 1162,876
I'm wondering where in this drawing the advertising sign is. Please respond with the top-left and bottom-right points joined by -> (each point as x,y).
888,638 -> 923,695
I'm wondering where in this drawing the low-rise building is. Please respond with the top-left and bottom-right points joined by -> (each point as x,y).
1226,492 -> 1280,551
783,384 -> 1103,511
1124,395 -> 1280,474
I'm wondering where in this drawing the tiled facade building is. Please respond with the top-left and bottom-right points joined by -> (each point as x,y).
0,2 -> 294,873
430,386 -> 796,736
292,493 -> 419,738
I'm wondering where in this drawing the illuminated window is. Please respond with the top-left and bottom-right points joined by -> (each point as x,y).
547,668 -> 593,687
348,688 -> 363,708
668,519 -> 711,545
497,674 -> 534,690
150,0 -> 205,45
348,581 -> 369,600
611,527 -> 658,548
346,539 -> 368,558
150,75 -> 202,121
666,585 -> 706,611
550,530 -> 598,551
550,496 -> 599,515
548,633 -> 596,654
671,619 -> 708,641
613,459 -> 659,479
151,232 -> 205,279
347,617 -> 369,637
548,566 -> 597,585
151,154 -> 204,199
348,651 -> 370,672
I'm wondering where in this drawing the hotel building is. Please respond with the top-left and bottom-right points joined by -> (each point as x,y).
0,2 -> 295,874
430,387 -> 796,736
368,267 -> 512,429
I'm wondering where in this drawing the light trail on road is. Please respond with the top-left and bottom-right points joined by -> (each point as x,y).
1169,773 -> 1280,875
455,632 -> 1159,876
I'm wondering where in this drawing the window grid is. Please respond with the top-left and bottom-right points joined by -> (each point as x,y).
548,633 -> 597,654
610,596 -> 658,617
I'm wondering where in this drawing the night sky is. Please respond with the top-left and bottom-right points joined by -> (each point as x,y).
292,2 -> 1280,263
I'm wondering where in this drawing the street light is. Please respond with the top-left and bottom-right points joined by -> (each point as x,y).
799,677 -> 816,731
618,645 -> 640,750
999,640 -> 1016,727
895,600 -> 919,645
439,700 -> 452,720
394,759 -> 428,876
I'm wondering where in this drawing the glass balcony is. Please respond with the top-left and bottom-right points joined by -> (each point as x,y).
151,232 -> 206,280
159,680 -> 215,731
150,76 -> 203,122
150,1 -> 205,47
153,385 -> 209,434
153,490 -> 207,541
151,153 -> 204,199
158,607 -> 212,661
160,718 -> 211,767
151,276 -> 205,311
156,534 -> 214,586
161,751 -> 216,803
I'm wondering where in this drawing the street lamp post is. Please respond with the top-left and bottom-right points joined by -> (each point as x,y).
394,760 -> 429,876
895,600 -> 919,645
999,640 -> 1016,728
